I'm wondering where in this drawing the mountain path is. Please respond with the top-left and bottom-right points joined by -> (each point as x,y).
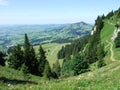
106,40 -> 115,61
105,41 -> 110,49
109,42 -> 115,61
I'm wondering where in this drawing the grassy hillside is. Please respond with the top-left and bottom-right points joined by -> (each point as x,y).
34,43 -> 69,67
1,61 -> 120,89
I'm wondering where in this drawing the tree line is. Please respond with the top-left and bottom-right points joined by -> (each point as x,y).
57,35 -> 90,59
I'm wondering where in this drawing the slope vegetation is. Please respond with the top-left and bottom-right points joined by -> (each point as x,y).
1,61 -> 120,89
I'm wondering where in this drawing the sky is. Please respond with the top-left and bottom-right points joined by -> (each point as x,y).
0,0 -> 120,25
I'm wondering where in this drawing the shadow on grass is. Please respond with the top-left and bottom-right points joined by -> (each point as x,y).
0,77 -> 38,85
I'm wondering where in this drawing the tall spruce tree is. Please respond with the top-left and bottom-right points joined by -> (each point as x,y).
97,44 -> 105,68
29,46 -> 38,75
23,34 -> 38,74
23,34 -> 31,73
38,45 -> 47,76
9,45 -> 23,69
24,34 -> 30,64
0,51 -> 5,66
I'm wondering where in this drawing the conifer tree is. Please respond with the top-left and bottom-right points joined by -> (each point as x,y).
85,37 -> 98,64
0,51 -> 5,66
102,14 -> 105,19
38,45 -> 47,76
23,34 -> 32,73
97,44 -> 105,68
106,10 -> 114,19
24,33 -> 30,65
9,45 -> 23,69
29,46 -> 38,74
23,34 -> 38,74
73,53 -> 89,75
116,9 -> 120,19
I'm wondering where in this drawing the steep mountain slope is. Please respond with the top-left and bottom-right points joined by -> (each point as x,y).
100,11 -> 120,63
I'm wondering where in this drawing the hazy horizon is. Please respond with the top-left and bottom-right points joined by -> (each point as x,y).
0,0 -> 120,25
0,21 -> 94,26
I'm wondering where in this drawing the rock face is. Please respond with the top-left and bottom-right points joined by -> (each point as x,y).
91,26 -> 96,35
111,27 -> 120,41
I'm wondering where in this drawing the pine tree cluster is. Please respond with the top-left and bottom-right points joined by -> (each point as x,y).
57,35 -> 89,59
8,34 -> 52,79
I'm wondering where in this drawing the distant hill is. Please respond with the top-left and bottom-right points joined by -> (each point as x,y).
0,22 -> 92,50
48,22 -> 92,43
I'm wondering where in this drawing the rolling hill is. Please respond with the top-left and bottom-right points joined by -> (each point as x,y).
0,22 -> 92,50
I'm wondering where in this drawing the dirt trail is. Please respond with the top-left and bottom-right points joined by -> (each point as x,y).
109,42 -> 115,61
106,40 -> 115,61
105,41 -> 110,49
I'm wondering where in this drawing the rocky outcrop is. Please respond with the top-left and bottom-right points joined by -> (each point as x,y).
91,26 -> 96,35
111,27 -> 120,41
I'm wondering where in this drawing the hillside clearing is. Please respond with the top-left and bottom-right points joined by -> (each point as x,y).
34,43 -> 69,67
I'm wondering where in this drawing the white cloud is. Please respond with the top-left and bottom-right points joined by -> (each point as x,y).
0,0 -> 9,6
